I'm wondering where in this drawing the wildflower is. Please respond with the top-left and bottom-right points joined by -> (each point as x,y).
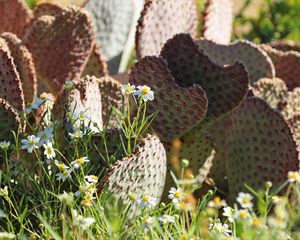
81,193 -> 96,207
72,209 -> 95,230
209,223 -> 232,237
129,193 -> 137,201
74,183 -> 96,197
54,160 -> 69,171
37,127 -> 54,145
56,169 -> 72,181
85,175 -> 99,184
267,216 -> 287,229
207,196 -> 227,208
287,171 -> 300,183
75,185 -> 86,197
69,130 -> 83,139
250,218 -> 263,229
71,157 -> 89,169
158,215 -> 176,224
168,187 -> 183,204
0,232 -> 16,239
0,141 -> 10,151
135,85 -> 154,101
234,209 -> 250,220
136,195 -> 157,208
141,216 -> 155,229
0,186 -> 8,198
272,195 -> 281,204
64,80 -> 75,90
223,206 -> 234,223
121,83 -> 136,95
175,193 -> 196,211
31,96 -> 44,109
236,192 -> 253,209
57,192 -> 74,205
21,135 -> 40,153
43,142 -> 56,159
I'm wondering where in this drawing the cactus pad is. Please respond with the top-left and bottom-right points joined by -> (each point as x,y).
0,0 -> 32,36
82,44 -> 108,78
261,45 -> 300,90
98,76 -> 123,128
0,98 -> 22,142
100,135 -> 167,204
136,0 -> 198,58
1,33 -> 37,105
288,115 -> 300,148
269,40 -> 300,53
22,6 -> 95,93
196,39 -> 275,83
252,78 -> 288,109
67,76 -> 103,132
33,3 -> 62,18
130,56 -> 208,142
36,0 -> 88,7
202,0 -> 233,44
226,97 -> 299,201
279,88 -> 300,120
0,38 -> 25,111
161,34 -> 249,122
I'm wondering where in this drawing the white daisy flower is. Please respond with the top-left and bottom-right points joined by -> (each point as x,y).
21,135 -> 40,153
0,232 -> 16,239
209,223 -> 232,237
72,209 -> 95,230
207,196 -> 227,208
54,160 -> 69,171
71,157 -> 89,169
56,169 -> 72,181
158,215 -> 176,224
85,175 -> 99,184
287,171 -> 300,183
223,206 -> 234,223
141,216 -> 155,229
0,141 -> 10,150
135,85 -> 154,102
69,130 -> 84,139
136,195 -> 157,208
236,192 -> 253,209
43,142 -> 56,159
168,187 -> 183,204
121,83 -> 136,95
38,127 -> 54,145
233,209 -> 250,220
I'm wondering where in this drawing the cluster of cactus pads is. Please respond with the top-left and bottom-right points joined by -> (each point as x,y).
0,0 -> 300,204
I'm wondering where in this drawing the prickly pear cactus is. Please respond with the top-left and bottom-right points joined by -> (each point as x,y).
36,0 -> 87,7
226,97 -> 299,202
100,134 -> 167,204
136,0 -> 197,58
202,0 -> 233,44
22,6 -> 95,94
0,0 -> 32,36
269,40 -> 300,52
196,39 -> 275,83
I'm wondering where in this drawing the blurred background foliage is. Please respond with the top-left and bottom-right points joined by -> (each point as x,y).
26,0 -> 300,44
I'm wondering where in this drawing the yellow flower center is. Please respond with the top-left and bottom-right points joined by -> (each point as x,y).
142,195 -> 150,202
91,176 -> 98,181
239,211 -> 248,219
57,163 -> 66,171
29,139 -> 36,146
63,170 -> 69,176
47,148 -> 53,154
252,218 -> 261,228
141,87 -> 150,95
76,158 -> 84,165
41,133 -> 47,139
213,196 -> 221,204
242,197 -> 250,204
125,86 -> 134,94
174,191 -> 181,198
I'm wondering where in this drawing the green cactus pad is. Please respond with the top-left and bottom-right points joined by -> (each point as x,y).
82,44 -> 108,79
252,78 -> 288,109
136,0 -> 198,58
279,88 -> 300,120
1,33 -> 37,105
0,38 -> 25,111
0,98 -> 22,142
130,56 -> 208,142
33,2 -> 62,18
161,34 -> 249,123
269,40 -> 300,53
196,39 -> 275,83
0,0 -> 32,37
261,45 -> 300,90
22,6 -> 95,94
98,76 -> 122,128
85,0 -> 140,73
226,97 -> 299,201
202,0 -> 233,44
100,134 -> 167,204
67,76 -> 103,132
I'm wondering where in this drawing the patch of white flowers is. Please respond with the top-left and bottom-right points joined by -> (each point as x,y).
121,84 -> 154,102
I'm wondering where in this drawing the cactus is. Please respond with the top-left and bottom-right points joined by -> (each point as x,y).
202,0 -> 233,44
196,39 -> 275,83
100,134 -> 167,204
0,0 -> 32,37
36,0 -> 87,7
22,6 -> 95,94
269,40 -> 300,52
